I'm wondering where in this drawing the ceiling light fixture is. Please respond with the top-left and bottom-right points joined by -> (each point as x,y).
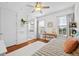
34,2 -> 42,11
26,2 -> 50,13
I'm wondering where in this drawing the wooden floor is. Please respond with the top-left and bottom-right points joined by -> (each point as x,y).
6,38 -> 49,54
6,39 -> 38,54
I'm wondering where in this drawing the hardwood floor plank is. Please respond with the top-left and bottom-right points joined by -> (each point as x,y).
6,39 -> 38,54
6,38 -> 48,54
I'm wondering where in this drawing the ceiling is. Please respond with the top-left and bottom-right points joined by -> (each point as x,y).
0,2 -> 78,17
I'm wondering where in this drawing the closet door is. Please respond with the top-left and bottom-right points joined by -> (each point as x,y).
1,8 -> 17,47
0,8 -> 1,36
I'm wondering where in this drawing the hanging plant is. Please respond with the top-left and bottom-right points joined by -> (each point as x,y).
21,18 -> 28,26
21,18 -> 26,24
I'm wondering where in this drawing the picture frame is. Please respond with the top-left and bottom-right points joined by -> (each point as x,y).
47,22 -> 53,27
69,22 -> 77,28
29,20 -> 35,32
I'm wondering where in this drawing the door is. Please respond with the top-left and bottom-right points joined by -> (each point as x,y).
0,8 -> 17,47
28,19 -> 36,39
38,20 -> 45,38
58,16 -> 68,37
58,14 -> 74,37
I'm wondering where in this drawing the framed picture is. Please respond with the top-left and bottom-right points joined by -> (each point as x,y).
69,22 -> 77,28
47,22 -> 53,27
29,20 -> 35,32
30,20 -> 34,25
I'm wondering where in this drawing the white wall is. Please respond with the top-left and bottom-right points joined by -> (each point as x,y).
0,8 -> 1,34
38,7 -> 74,34
74,4 -> 79,30
0,7 -> 17,47
0,2 -> 29,44
0,2 -> 79,46
16,12 -> 28,44
27,18 -> 37,39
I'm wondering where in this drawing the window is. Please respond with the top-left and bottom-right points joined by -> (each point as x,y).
58,16 -> 68,35
59,16 -> 67,26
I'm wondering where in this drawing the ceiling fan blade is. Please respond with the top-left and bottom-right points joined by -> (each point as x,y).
26,4 -> 34,7
42,6 -> 50,8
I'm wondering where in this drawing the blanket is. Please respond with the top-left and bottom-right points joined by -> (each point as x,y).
32,37 -> 79,56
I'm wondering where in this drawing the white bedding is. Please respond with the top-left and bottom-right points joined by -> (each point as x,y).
32,37 -> 79,56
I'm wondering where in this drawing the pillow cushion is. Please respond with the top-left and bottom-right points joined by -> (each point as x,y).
64,37 -> 78,53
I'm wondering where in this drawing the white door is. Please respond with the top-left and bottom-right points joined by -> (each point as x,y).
58,16 -> 68,37
0,8 -> 17,47
38,20 -> 45,38
28,19 -> 36,39
0,8 -> 1,36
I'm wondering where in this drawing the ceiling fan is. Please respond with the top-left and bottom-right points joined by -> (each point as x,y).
26,2 -> 50,13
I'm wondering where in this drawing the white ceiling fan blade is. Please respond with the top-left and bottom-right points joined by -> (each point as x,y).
26,4 -> 34,7
42,6 -> 50,8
